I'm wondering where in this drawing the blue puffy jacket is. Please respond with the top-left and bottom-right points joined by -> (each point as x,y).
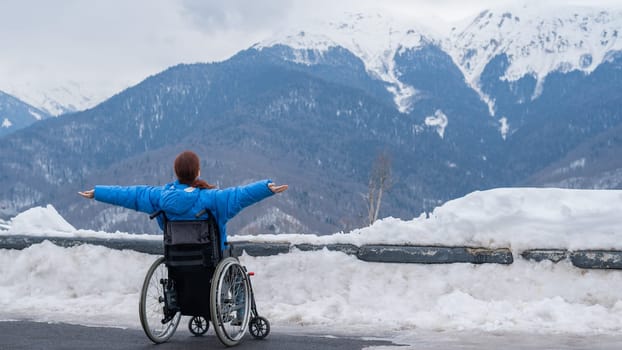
94,179 -> 274,251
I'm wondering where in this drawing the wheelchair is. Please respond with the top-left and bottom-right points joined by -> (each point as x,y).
139,209 -> 270,346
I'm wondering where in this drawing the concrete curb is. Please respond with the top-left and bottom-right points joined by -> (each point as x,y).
2,235 -> 622,269
570,250 -> 622,269
0,235 -> 163,254
230,242 -> 290,257
293,243 -> 360,255
521,249 -> 569,263
521,249 -> 622,269
357,245 -> 513,264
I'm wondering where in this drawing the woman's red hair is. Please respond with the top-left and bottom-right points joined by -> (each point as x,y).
174,151 -> 216,189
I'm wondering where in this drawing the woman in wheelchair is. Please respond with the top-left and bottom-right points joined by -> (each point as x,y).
78,150 -> 287,250
78,150 -> 287,345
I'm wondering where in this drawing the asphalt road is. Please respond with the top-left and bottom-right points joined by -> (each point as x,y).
3,321 -> 622,350
0,321 -> 397,350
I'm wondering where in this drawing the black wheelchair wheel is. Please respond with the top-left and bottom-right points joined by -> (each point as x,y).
139,257 -> 181,344
249,316 -> 270,339
210,257 -> 251,347
188,316 -> 209,336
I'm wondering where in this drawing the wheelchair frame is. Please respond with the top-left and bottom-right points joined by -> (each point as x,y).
138,209 -> 270,346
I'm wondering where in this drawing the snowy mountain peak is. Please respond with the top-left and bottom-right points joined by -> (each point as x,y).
3,80 -> 115,116
255,12 -> 435,113
255,6 -> 622,115
257,12 -> 432,51
447,5 -> 622,94
0,90 -> 52,137
255,31 -> 339,60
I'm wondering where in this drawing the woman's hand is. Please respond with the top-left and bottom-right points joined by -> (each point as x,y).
268,183 -> 288,194
78,189 -> 95,199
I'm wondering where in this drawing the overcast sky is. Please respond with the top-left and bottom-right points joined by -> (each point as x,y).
1,0 -> 620,106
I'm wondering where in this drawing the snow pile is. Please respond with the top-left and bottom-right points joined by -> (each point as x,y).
249,249 -> 622,334
6,205 -> 76,235
0,242 -> 151,327
0,205 -> 159,241
234,188 -> 622,253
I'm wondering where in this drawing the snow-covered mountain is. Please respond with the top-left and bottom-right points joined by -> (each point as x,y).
446,5 -> 622,114
0,90 -> 51,138
5,5 -> 620,118
255,5 -> 622,116
2,80 -> 121,116
255,12 -> 436,113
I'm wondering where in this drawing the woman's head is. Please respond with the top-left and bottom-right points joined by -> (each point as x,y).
174,151 -> 215,189
174,151 -> 200,184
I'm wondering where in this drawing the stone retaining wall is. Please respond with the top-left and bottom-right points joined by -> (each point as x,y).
2,235 -> 622,269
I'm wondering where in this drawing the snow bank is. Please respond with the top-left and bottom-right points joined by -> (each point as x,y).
3,188 -> 622,253
6,205 -> 76,235
0,242 -> 151,327
249,249 -> 622,334
1,242 -> 622,335
0,205 -> 159,241
234,188 -> 622,252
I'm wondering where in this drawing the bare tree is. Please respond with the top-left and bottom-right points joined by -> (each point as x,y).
367,151 -> 392,225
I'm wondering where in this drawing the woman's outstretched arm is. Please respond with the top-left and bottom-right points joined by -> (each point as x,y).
78,186 -> 162,214
217,180 -> 288,220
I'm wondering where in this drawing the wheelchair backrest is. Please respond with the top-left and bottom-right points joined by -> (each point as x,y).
153,209 -> 223,268
164,220 -> 214,245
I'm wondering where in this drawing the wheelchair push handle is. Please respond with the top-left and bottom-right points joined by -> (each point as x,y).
195,208 -> 218,220
149,210 -> 164,220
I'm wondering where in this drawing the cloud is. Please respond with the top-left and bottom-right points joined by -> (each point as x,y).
180,0 -> 295,32
1,0 -> 621,110
0,1 -> 224,92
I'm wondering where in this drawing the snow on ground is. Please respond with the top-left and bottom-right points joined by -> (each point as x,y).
235,188 -> 622,253
1,188 -> 622,335
1,204 -> 159,241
